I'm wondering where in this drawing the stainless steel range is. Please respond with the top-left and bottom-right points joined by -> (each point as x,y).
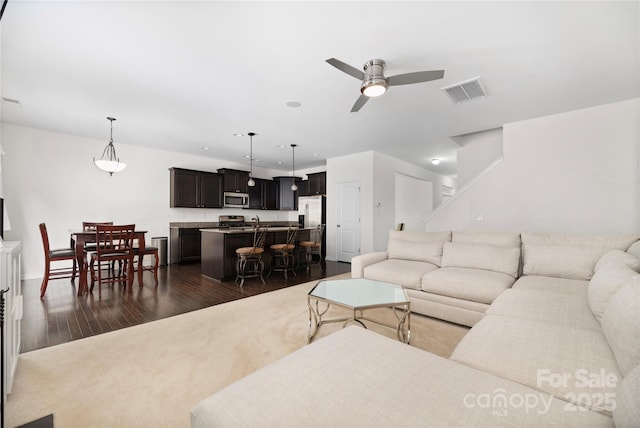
218,215 -> 251,229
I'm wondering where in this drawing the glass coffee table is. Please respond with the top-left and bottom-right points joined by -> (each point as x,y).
307,278 -> 411,344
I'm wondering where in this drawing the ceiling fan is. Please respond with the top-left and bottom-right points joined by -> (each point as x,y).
326,58 -> 444,112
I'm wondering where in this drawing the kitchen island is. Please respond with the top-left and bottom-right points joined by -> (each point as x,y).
201,227 -> 311,282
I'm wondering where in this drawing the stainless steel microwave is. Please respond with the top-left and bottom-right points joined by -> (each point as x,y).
223,192 -> 249,208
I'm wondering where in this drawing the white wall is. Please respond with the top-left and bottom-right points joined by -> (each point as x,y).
1,123 -> 301,278
325,150 -> 454,260
395,173 -> 432,231
372,152 -> 456,251
425,98 -> 640,234
455,127 -> 503,187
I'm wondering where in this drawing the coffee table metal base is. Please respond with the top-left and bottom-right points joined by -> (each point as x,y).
307,291 -> 411,344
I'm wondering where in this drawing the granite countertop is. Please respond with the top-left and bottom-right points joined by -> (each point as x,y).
170,221 -> 296,229
201,226 -> 310,234
169,222 -> 219,228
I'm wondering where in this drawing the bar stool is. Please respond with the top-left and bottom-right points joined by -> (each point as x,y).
268,226 -> 297,280
235,227 -> 267,288
297,224 -> 325,273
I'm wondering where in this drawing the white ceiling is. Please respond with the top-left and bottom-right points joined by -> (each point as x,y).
1,1 -> 638,177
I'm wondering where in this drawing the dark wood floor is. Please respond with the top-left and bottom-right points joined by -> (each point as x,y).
21,260 -> 351,353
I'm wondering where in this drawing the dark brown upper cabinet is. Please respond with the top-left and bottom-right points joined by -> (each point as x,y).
217,168 -> 250,193
170,168 -> 223,208
272,176 -> 301,211
307,171 -> 326,195
247,178 -> 278,210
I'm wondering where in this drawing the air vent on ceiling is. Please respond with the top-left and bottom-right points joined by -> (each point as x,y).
2,97 -> 20,105
442,77 -> 486,104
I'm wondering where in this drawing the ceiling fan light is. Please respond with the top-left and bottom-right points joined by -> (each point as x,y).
361,80 -> 388,97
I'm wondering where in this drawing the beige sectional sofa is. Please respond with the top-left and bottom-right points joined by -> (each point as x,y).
352,230 -> 638,327
192,231 -> 640,427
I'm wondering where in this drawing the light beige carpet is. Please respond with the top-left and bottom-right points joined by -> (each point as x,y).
7,274 -> 469,428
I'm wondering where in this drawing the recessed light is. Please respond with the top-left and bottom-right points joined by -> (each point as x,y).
278,145 -> 286,149
201,146 -> 211,151
233,133 -> 244,137
276,161 -> 283,165
286,101 -> 301,108
431,158 -> 441,165
313,153 -> 319,157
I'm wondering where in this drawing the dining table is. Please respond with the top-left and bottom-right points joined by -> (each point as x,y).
70,229 -> 148,296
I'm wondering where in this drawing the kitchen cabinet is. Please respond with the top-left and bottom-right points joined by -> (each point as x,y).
169,168 -> 223,208
296,179 -> 310,197
170,227 -> 202,263
217,168 -> 250,193
248,178 -> 278,210
307,171 -> 326,195
272,176 -> 301,211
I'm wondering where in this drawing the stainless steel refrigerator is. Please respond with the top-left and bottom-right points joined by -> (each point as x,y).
298,195 -> 326,258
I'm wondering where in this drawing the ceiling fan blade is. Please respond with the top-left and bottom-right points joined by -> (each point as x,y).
387,70 -> 445,86
351,94 -> 369,112
326,58 -> 365,80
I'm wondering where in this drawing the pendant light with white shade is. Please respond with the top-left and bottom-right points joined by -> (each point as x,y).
94,117 -> 126,176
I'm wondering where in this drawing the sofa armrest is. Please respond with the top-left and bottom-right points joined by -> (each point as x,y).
351,252 -> 389,277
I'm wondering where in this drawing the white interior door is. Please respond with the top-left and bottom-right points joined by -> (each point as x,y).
337,181 -> 361,262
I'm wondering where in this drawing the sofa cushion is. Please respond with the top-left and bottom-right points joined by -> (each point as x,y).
386,230 -> 451,266
521,232 -> 639,249
451,315 -> 621,414
595,249 -> 640,273
512,275 -> 588,296
441,242 -> 520,278
192,326 -> 615,428
613,365 -> 640,428
452,231 -> 521,247
588,264 -> 638,322
601,279 -> 640,377
421,267 -> 515,304
486,289 -> 601,330
522,244 -> 607,280
363,259 -> 438,290
351,252 -> 389,278
521,233 -> 639,281
627,240 -> 640,258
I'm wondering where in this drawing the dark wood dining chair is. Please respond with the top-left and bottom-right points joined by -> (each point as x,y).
88,224 -> 135,296
39,223 -> 78,298
80,221 -> 115,267
132,239 -> 160,286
